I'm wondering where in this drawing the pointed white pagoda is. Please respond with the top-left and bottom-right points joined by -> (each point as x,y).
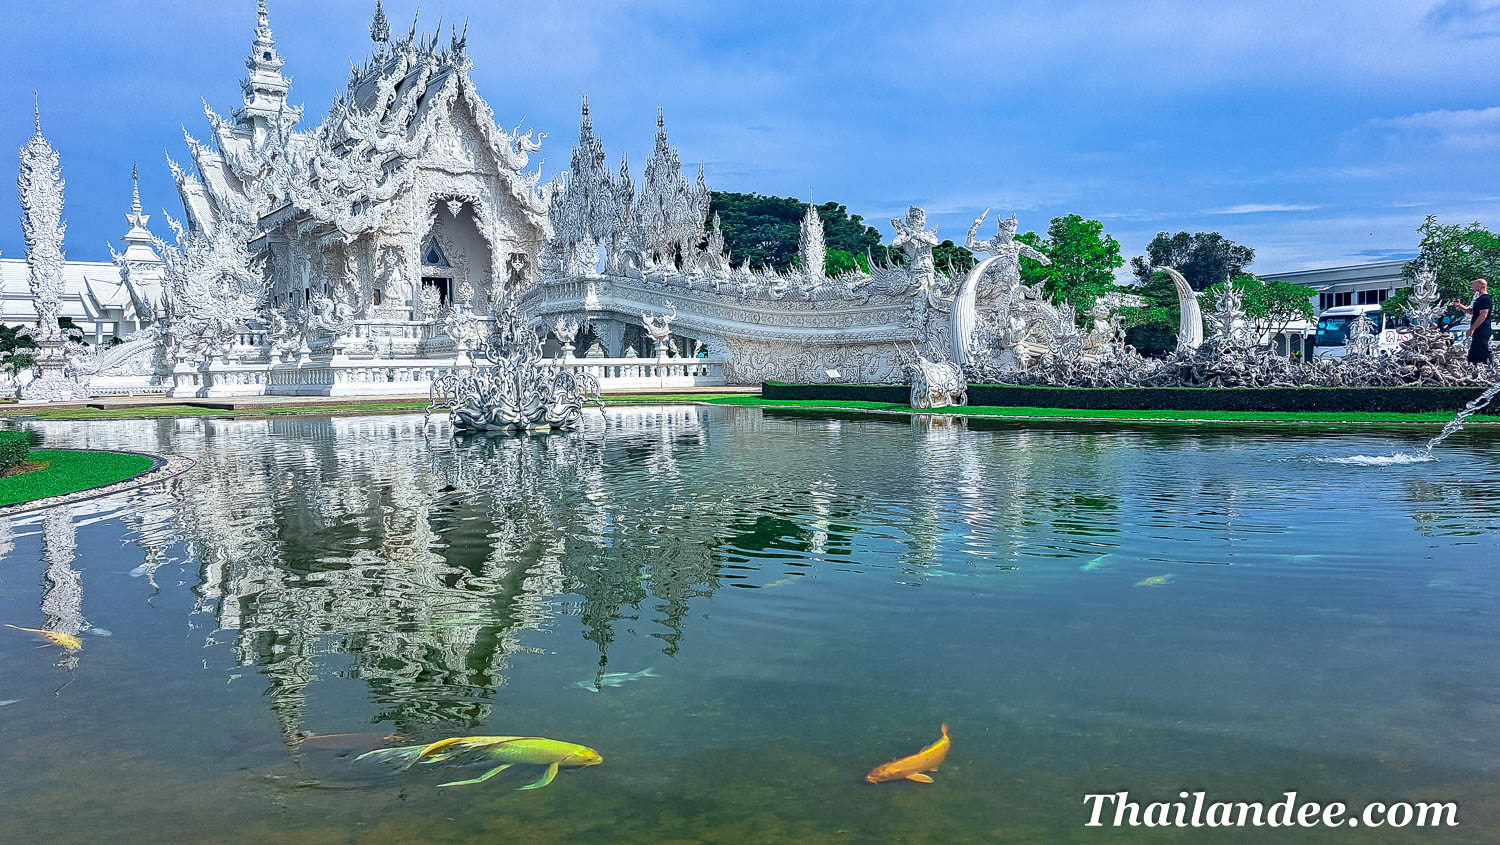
234,0 -> 301,136
17,97 -> 85,402
118,163 -> 160,265
111,163 -> 165,326
798,194 -> 825,280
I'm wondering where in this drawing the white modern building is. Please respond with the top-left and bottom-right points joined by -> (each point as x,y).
1262,259 -> 1409,355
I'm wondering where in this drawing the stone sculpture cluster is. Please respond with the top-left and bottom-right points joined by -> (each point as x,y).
427,293 -> 602,432
968,266 -> 1497,389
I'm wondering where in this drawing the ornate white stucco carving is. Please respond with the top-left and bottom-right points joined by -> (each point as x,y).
633,110 -> 709,271
17,101 -> 87,401
642,301 -> 676,358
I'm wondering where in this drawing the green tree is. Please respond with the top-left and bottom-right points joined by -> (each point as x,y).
1382,216 -> 1500,329
1130,231 -> 1255,291
0,324 -> 38,375
707,192 -> 883,270
1120,271 -> 1184,356
932,239 -> 976,274
824,248 -> 862,276
1015,214 -> 1127,317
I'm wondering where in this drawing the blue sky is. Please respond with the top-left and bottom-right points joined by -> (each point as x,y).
2,0 -> 1498,277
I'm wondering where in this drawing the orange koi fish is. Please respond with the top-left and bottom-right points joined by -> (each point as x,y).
865,723 -> 949,784
5,624 -> 82,652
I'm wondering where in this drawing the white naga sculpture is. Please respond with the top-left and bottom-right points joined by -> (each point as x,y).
905,348 -> 967,410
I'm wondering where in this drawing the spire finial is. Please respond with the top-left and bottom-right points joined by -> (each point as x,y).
258,0 -> 268,26
370,0 -> 390,43
581,92 -> 590,117
130,162 -> 142,214
32,90 -> 40,133
656,106 -> 664,129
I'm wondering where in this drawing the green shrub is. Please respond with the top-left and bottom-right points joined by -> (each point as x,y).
0,430 -> 31,471
761,382 -> 1497,415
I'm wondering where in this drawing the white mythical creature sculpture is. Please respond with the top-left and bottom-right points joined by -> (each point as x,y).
427,294 -> 601,432
153,214 -> 263,363
904,346 -> 967,409
890,205 -> 940,291
1204,280 -> 1255,352
642,300 -> 676,358
1084,290 -> 1147,352
553,315 -> 581,358
1345,310 -> 1377,356
950,209 -> 1052,368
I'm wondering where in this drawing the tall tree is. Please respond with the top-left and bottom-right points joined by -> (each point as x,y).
1120,271 -> 1183,356
707,192 -> 883,270
1016,214 -> 1127,316
932,239 -> 976,274
1130,231 -> 1255,291
1382,216 -> 1500,330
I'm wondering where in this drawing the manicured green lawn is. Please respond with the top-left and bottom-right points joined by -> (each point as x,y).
0,450 -> 156,507
702,395 -> 1494,425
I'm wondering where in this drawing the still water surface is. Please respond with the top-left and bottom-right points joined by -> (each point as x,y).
1,407 -> 1498,843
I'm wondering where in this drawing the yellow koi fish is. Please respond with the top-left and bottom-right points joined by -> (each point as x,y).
5,624 -> 82,651
1134,574 -> 1174,587
357,735 -> 602,789
866,723 -> 950,784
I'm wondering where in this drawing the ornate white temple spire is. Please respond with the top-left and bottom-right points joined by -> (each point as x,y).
370,0 -> 390,43
118,163 -> 161,264
16,96 -> 84,401
798,192 -> 825,279
634,108 -> 710,268
234,0 -> 298,132
18,93 -> 67,340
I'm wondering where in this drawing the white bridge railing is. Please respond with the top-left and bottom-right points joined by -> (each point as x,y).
153,353 -> 726,398
557,356 -> 726,389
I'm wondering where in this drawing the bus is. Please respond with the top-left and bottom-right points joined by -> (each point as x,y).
1313,304 -> 1410,358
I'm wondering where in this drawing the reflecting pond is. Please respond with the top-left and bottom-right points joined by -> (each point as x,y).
1,407 -> 1499,843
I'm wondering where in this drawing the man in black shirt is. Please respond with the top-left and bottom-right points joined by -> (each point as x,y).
1452,278 -> 1492,365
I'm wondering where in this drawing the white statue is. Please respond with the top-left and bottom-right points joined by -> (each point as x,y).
642,300 -> 676,358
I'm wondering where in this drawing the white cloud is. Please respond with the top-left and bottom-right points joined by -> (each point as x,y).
1366,106 -> 1500,151
1206,204 -> 1321,215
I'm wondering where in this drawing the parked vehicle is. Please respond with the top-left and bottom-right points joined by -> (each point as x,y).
1313,305 -> 1410,358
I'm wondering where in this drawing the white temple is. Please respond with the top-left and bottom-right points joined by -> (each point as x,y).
8,1 -> 1106,400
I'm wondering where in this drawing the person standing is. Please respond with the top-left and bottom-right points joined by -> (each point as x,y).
1451,278 -> 1493,365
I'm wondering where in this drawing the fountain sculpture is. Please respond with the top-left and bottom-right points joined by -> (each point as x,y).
427,294 -> 602,433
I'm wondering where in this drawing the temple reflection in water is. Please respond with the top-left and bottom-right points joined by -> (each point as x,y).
5,407 -> 1145,741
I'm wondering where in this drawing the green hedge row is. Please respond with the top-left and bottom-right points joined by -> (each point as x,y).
0,430 -> 31,471
761,382 -> 1497,414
